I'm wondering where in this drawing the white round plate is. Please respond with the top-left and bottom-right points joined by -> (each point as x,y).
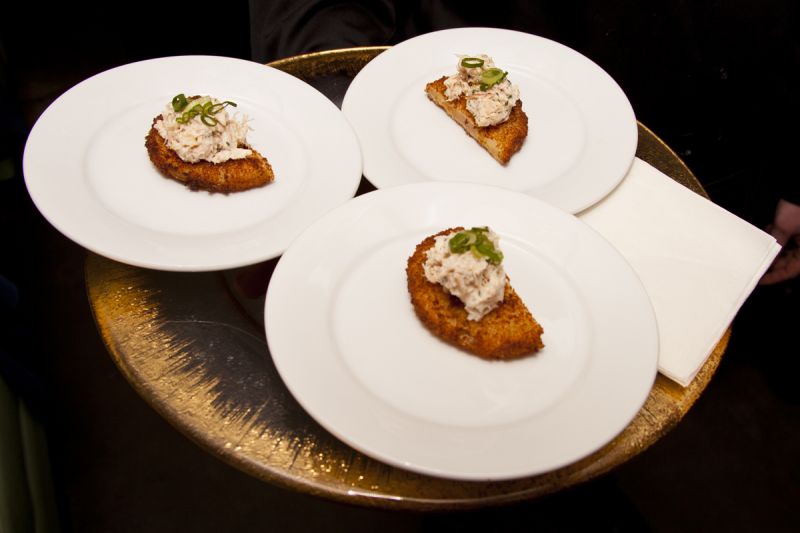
265,182 -> 658,480
23,56 -> 362,271
341,28 -> 637,214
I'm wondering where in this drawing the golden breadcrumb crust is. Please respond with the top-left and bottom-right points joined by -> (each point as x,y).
425,76 -> 528,165
406,228 -> 544,360
144,116 -> 274,194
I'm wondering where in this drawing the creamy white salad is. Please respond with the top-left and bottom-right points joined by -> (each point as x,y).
423,228 -> 506,321
155,95 -> 252,164
443,54 -> 520,127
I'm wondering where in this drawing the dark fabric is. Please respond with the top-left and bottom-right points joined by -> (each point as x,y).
249,0 -> 799,223
249,0 -> 397,60
0,276 -> 49,421
0,374 -> 35,533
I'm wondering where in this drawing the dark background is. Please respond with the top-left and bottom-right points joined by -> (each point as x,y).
1,1 -> 798,531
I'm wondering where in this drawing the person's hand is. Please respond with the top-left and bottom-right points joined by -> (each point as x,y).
761,199 -> 800,285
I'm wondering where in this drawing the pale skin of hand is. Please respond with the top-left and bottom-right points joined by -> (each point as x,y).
760,199 -> 800,285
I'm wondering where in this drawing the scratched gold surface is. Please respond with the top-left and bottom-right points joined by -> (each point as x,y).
85,47 -> 727,510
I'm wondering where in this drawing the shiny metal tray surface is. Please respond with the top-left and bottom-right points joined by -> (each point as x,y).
86,47 -> 725,510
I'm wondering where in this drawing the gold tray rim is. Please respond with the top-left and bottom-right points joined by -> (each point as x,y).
84,46 -> 725,511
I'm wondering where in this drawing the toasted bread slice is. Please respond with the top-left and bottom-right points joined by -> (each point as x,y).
145,117 -> 274,194
425,77 -> 527,165
406,228 -> 544,360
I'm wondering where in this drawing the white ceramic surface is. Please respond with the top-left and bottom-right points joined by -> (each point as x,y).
342,28 -> 637,214
265,182 -> 658,480
24,55 -> 362,271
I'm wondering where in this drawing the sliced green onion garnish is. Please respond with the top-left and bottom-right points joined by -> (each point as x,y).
172,93 -> 188,112
448,227 -> 503,264
460,57 -> 484,68
200,114 -> 218,126
206,101 -> 236,115
172,96 -> 237,127
479,68 -> 508,91
176,103 -> 202,124
449,230 -> 479,253
448,231 -> 471,252
476,239 -> 503,264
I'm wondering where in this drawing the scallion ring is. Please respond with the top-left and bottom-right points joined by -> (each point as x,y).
171,93 -> 188,112
476,239 -> 503,264
448,227 -> 503,264
479,68 -> 508,91
172,96 -> 238,127
449,230 -> 479,253
201,114 -> 218,126
460,57 -> 484,68
206,101 -> 235,114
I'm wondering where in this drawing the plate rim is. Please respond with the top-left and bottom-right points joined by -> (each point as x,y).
23,54 -> 363,271
341,27 -> 637,214
265,181 -> 658,480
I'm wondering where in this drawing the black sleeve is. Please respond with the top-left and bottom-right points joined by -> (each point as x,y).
762,16 -> 800,206
249,0 -> 399,63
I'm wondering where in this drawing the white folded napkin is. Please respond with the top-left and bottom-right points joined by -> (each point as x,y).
579,158 -> 782,386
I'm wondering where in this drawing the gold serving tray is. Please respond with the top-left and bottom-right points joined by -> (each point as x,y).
85,47 -> 725,510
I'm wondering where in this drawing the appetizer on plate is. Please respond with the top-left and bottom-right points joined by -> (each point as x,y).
145,93 -> 274,193
406,226 -> 544,360
425,55 -> 527,165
